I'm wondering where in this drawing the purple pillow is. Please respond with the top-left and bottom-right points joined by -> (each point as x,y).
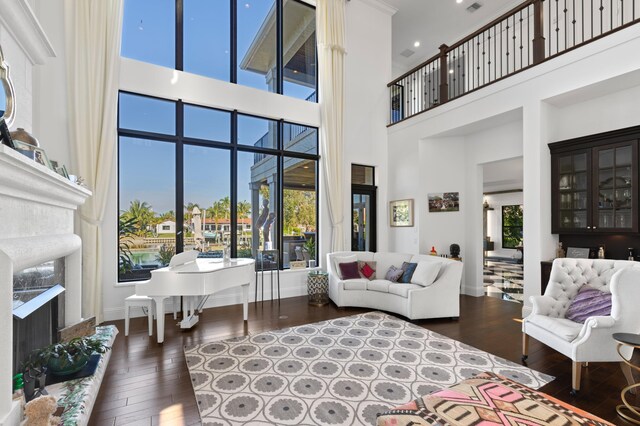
385,266 -> 404,282
565,285 -> 612,323
339,262 -> 361,280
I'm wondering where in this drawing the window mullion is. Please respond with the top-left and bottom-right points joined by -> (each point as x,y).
176,0 -> 184,71
231,0 -> 237,83
176,100 -> 185,253
230,110 -> 238,257
276,0 -> 283,94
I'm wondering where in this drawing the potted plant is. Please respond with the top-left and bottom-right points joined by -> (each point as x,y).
24,336 -> 110,378
302,238 -> 315,265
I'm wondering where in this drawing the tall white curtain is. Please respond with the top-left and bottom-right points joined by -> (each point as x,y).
318,0 -> 347,252
65,0 -> 123,323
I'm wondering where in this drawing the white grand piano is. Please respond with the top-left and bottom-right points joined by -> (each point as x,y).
135,251 -> 255,343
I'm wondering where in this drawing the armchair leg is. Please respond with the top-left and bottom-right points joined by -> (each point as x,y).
621,362 -> 637,395
571,361 -> 583,395
521,333 -> 529,362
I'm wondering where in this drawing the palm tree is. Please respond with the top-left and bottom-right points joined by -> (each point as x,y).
122,200 -> 155,236
237,200 -> 251,219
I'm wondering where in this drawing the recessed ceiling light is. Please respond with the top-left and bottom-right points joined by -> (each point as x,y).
449,69 -> 454,74
413,41 -> 420,48
457,0 -> 463,3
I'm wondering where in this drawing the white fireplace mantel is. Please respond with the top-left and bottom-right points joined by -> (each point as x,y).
0,144 -> 91,425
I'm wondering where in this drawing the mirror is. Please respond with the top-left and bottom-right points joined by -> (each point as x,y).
0,44 -> 16,128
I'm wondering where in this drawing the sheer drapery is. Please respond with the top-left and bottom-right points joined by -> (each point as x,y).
65,0 -> 123,322
318,0 -> 347,251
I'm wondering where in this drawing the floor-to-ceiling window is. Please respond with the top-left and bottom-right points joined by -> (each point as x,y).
118,93 -> 319,282
118,0 -> 318,281
351,164 -> 377,252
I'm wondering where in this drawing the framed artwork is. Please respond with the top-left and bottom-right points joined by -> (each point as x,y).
428,192 -> 460,212
33,146 -> 52,170
566,247 -> 590,258
289,260 -> 307,270
0,118 -> 14,148
389,199 -> 414,227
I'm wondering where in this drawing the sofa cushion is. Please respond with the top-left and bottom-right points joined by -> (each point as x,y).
331,254 -> 357,276
343,279 -> 368,290
373,253 -> 414,278
385,266 -> 404,282
358,261 -> 376,280
400,262 -> 418,283
565,285 -> 612,323
367,280 -> 390,293
388,283 -> 422,298
411,261 -> 442,287
527,314 -> 583,342
339,261 -> 360,280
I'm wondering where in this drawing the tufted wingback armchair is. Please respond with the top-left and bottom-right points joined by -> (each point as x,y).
522,258 -> 640,394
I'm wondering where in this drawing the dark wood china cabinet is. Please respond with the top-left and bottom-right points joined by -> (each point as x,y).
549,126 -> 640,235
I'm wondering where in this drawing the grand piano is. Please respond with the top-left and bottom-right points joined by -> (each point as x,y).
135,250 -> 255,343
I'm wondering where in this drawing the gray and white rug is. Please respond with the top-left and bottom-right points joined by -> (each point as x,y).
185,312 -> 553,426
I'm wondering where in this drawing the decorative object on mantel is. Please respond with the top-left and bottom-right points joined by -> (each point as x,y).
9,127 -> 39,147
598,245 -> 606,259
628,248 -> 635,261
449,243 -> 460,258
430,246 -> 438,256
49,160 -> 70,179
389,199 -> 414,227
556,242 -> 566,258
0,44 -> 16,128
0,117 -> 14,148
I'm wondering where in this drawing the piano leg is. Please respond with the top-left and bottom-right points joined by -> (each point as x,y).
151,296 -> 168,343
242,283 -> 249,321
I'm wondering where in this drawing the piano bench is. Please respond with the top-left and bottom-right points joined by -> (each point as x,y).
124,295 -> 180,337
125,295 -> 154,336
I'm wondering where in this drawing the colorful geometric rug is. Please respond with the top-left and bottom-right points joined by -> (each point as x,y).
185,312 -> 553,425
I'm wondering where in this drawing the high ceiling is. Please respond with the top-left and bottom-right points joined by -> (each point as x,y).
387,0 -> 522,77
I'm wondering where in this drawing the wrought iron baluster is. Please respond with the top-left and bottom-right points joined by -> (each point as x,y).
556,0 -> 560,54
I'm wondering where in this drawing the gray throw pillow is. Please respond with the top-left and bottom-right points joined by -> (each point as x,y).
385,266 -> 404,282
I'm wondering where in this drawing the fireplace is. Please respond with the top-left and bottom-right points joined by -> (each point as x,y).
12,259 -> 65,375
0,144 -> 91,425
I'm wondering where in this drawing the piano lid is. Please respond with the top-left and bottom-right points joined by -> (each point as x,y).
156,258 -> 255,274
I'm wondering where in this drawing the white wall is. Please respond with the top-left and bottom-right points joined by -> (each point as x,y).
485,191 -> 524,258
388,24 -> 640,310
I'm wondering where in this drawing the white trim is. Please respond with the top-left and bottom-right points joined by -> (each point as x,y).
0,0 -> 56,65
355,0 -> 398,16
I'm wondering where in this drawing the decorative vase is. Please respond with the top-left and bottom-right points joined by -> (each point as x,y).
47,352 -> 89,376
9,127 -> 39,147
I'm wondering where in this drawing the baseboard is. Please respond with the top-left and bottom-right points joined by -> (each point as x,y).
103,281 -> 309,322
461,283 -> 484,297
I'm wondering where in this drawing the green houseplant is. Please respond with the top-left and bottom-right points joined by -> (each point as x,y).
24,336 -> 110,377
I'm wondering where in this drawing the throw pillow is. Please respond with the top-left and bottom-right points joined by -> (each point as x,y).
385,266 -> 404,282
565,285 -> 612,323
411,261 -> 442,287
339,261 -> 361,280
358,261 -> 377,280
400,262 -> 418,283
332,254 -> 357,276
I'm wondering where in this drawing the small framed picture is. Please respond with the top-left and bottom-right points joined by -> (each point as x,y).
0,118 -> 14,148
50,160 -> 69,178
428,192 -> 460,212
33,147 -> 52,170
389,199 -> 414,227
566,247 -> 590,258
290,260 -> 306,270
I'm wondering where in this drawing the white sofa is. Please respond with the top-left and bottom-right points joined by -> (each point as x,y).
523,258 -> 640,393
326,251 -> 463,320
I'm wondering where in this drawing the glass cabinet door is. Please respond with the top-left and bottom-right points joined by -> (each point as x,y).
557,152 -> 589,231
594,142 -> 635,231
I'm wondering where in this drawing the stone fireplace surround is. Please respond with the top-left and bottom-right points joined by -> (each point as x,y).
0,145 -> 90,425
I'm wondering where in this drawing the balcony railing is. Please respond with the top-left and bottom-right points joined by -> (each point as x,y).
388,0 -> 640,125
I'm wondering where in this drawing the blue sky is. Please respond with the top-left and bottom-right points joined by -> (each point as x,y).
119,0 -> 314,215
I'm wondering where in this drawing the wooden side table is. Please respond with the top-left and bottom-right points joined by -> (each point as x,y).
307,271 -> 329,306
613,332 -> 640,425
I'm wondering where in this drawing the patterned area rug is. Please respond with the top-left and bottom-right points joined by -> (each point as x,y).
185,312 -> 553,426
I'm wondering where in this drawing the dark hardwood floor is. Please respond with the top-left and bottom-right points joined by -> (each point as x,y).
90,295 -> 638,425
